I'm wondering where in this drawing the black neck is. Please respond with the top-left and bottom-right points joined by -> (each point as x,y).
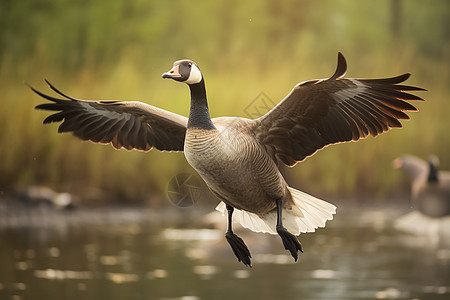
427,161 -> 439,183
187,79 -> 216,130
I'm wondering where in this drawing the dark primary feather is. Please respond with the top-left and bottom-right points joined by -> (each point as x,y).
31,81 -> 188,152
329,52 -> 347,80
255,52 -> 425,166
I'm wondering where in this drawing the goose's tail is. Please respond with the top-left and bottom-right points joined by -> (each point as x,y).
216,187 -> 336,235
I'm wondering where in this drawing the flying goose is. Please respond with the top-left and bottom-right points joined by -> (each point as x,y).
30,53 -> 424,267
394,155 -> 450,218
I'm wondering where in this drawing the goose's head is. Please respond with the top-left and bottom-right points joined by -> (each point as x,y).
162,60 -> 203,85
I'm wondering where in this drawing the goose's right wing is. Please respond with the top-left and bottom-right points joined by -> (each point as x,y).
254,53 -> 425,166
31,80 -> 188,151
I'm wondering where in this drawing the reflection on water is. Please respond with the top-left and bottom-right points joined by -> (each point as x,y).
1,202 -> 450,300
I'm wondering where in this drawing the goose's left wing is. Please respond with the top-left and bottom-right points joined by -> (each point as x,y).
31,80 -> 188,151
255,53 -> 425,166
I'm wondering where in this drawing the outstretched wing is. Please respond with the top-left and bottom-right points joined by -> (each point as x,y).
31,80 -> 188,151
255,53 -> 425,166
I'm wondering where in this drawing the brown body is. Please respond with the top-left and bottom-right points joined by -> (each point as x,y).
185,118 -> 290,215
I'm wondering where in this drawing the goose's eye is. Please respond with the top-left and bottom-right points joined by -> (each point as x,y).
188,63 -> 192,68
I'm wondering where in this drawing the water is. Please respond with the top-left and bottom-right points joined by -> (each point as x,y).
1,202 -> 450,300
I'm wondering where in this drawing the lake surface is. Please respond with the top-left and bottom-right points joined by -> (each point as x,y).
1,201 -> 450,300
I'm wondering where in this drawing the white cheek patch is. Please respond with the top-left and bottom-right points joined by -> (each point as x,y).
185,64 -> 202,84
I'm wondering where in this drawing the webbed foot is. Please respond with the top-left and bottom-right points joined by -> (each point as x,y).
225,232 -> 252,267
277,226 -> 303,261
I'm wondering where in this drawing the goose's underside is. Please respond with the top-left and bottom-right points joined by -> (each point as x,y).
184,122 -> 336,235
184,123 -> 286,214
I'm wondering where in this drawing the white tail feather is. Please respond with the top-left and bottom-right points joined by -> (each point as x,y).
215,186 -> 336,235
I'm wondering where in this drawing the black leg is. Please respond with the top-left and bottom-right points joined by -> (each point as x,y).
276,198 -> 303,261
225,205 -> 252,267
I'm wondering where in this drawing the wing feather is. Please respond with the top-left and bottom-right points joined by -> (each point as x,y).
255,52 -> 425,166
31,81 -> 188,152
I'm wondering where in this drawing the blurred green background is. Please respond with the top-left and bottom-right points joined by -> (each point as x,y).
0,0 -> 449,204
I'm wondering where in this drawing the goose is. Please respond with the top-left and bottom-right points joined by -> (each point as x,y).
30,53 -> 424,267
394,155 -> 450,218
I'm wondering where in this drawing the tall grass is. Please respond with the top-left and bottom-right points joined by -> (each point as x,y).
1,49 -> 448,204
1,0 -> 449,203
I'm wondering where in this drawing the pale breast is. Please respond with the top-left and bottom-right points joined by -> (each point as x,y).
184,127 -> 238,183
184,125 -> 287,214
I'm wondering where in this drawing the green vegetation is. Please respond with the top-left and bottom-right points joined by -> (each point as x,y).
0,0 -> 449,203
